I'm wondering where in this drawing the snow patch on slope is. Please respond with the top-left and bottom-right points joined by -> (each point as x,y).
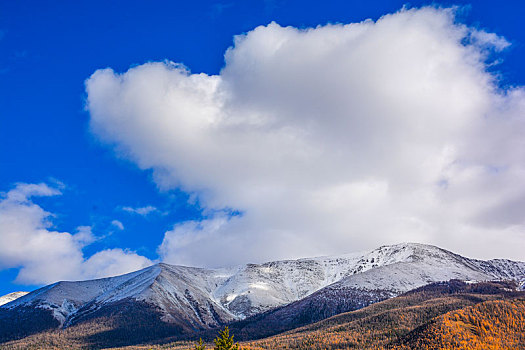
0,292 -> 29,306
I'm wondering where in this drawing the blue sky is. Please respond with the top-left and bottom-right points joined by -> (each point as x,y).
1,0 -> 525,295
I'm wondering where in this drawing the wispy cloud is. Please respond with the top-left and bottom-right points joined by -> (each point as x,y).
111,219 -> 124,230
121,205 -> 158,216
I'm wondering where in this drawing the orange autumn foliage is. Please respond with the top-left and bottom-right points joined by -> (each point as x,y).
396,299 -> 525,350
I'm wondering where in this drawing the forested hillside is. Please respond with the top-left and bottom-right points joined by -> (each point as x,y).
397,299 -> 525,349
243,280 -> 524,350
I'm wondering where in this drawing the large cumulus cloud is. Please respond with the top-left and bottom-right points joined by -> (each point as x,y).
86,7 -> 525,266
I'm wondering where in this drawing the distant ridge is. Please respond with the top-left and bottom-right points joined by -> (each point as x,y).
0,292 -> 28,306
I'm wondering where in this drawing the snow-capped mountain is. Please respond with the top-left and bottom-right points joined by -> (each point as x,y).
223,243 -> 525,339
2,243 -> 525,340
0,292 -> 28,306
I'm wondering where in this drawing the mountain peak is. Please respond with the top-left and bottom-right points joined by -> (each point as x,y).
2,242 -> 524,340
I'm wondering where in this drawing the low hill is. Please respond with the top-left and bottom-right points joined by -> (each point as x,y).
397,298 -> 525,349
244,280 -> 525,350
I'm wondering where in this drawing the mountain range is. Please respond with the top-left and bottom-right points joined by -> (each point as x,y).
1,242 -> 524,347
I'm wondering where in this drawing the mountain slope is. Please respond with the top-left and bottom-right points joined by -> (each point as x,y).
1,263 -> 238,341
244,280 -> 525,350
398,298 -> 525,349
1,243 -> 525,347
3,280 -> 522,350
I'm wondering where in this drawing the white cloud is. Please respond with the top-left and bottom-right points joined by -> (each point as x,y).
0,183 -> 152,284
158,215 -> 232,265
121,205 -> 158,216
80,248 -> 149,278
86,6 -> 525,266
111,219 -> 124,230
73,226 -> 96,246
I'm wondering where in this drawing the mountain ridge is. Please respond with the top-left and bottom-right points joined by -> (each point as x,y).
1,242 -> 524,345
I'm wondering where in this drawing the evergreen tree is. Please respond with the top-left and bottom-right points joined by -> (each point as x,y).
194,337 -> 206,350
213,326 -> 240,350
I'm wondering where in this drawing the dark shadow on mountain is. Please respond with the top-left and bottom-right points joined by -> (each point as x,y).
77,300 -> 187,347
0,305 -> 59,342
